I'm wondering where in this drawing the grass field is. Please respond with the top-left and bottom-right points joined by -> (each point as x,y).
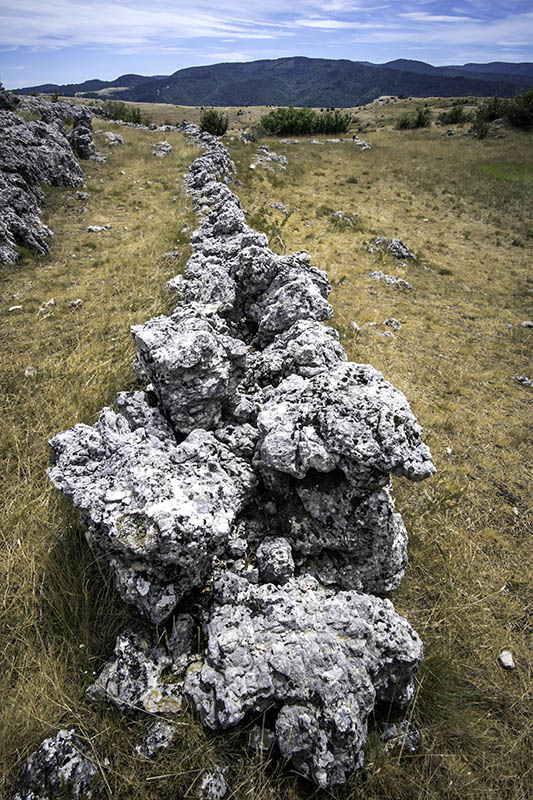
1,100 -> 531,799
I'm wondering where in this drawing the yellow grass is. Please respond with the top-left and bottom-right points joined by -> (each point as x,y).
1,101 -> 531,799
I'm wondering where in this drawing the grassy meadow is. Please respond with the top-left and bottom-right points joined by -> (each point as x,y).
1,100 -> 531,799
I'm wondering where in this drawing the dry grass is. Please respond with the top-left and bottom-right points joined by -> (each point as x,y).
1,102 -> 532,799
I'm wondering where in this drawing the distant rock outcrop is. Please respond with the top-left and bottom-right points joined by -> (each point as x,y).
0,86 -> 93,264
18,121 -> 435,793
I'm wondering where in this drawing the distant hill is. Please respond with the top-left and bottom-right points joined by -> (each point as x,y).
15,56 -> 533,107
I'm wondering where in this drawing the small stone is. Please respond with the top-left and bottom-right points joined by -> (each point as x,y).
69,298 -> 83,309
349,321 -> 361,333
24,366 -> 37,378
200,767 -> 228,800
256,537 -> 295,585
498,649 -> 516,670
521,321 -> 533,328
135,720 -> 177,759
384,317 -> 401,331
445,446 -> 453,455
248,725 -> 277,752
77,191 -> 89,201
514,375 -> 533,387
8,305 -> 23,312
381,721 -> 421,755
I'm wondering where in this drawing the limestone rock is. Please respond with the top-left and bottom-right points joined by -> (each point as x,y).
135,720 -> 178,759
13,728 -> 102,800
132,303 -> 249,434
185,572 -> 423,788
86,629 -> 183,713
254,362 -> 435,490
48,408 -> 257,621
256,537 -> 295,584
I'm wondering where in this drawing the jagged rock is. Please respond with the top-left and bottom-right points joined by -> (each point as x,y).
135,720 -> 178,759
242,320 -> 347,388
87,629 -> 183,713
0,107 -> 85,263
369,270 -> 412,290
48,407 -> 257,621
513,375 -> 533,387
256,537 -> 295,584
185,572 -> 423,788
132,303 -> 249,434
0,82 -> 20,111
352,134 -> 371,150
253,362 -> 435,491
13,728 -> 102,800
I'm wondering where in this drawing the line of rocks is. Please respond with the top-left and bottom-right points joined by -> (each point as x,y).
15,121 -> 435,796
0,86 -> 96,265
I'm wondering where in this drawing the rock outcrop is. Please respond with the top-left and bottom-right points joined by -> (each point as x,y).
35,121 -> 435,793
0,87 -> 89,264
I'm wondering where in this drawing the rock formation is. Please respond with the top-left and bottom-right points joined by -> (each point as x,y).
17,121 -> 435,794
0,87 -> 92,264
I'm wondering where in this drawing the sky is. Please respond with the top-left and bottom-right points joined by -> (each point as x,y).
1,0 -> 532,89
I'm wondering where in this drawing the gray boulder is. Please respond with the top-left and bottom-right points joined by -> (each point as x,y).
48,407 -> 257,621
185,572 -> 423,788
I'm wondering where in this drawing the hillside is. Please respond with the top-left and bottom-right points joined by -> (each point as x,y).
15,56 -> 533,107
1,96 -> 531,799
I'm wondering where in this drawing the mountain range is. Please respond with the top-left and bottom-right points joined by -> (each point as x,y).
15,56 -> 533,107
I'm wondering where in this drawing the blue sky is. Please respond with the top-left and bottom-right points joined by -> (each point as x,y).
1,0 -> 532,88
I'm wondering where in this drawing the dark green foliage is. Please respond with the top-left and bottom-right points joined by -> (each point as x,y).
395,107 -> 432,130
200,109 -> 229,136
474,90 -> 533,132
260,106 -> 352,136
438,104 -> 471,125
505,89 -> 533,130
101,100 -> 151,125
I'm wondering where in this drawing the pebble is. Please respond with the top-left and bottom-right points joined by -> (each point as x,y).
24,366 -> 37,377
521,321 -> 533,328
498,649 -> 516,670
8,305 -> 22,312
69,299 -> 83,309
514,375 -> 533,387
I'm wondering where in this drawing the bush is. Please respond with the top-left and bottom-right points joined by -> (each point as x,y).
101,100 -> 151,125
438,104 -> 471,125
200,109 -> 228,136
395,107 -> 432,130
259,106 -> 352,136
505,89 -> 533,130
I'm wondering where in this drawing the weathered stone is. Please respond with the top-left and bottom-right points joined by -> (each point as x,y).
185,572 -> 423,788
13,728 -> 102,800
256,537 -> 295,584
135,720 -> 178,759
0,105 -> 85,263
381,721 -> 421,754
200,767 -> 228,799
132,303 -> 249,434
48,408 -> 257,621
369,270 -> 412,290
498,649 -> 516,670
87,629 -> 183,713
254,363 -> 435,490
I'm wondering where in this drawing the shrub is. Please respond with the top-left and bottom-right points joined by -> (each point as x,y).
505,89 -> 533,130
476,96 -> 507,123
259,106 -> 352,136
438,105 -> 471,125
200,109 -> 228,136
395,107 -> 432,130
101,100 -> 151,125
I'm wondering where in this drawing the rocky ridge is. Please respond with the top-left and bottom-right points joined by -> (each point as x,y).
0,86 -> 94,265
16,121 -> 435,795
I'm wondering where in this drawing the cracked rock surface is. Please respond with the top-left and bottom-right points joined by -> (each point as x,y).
185,572 -> 423,787
41,121 -> 435,790
0,86 -> 87,264
13,729 -> 102,800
